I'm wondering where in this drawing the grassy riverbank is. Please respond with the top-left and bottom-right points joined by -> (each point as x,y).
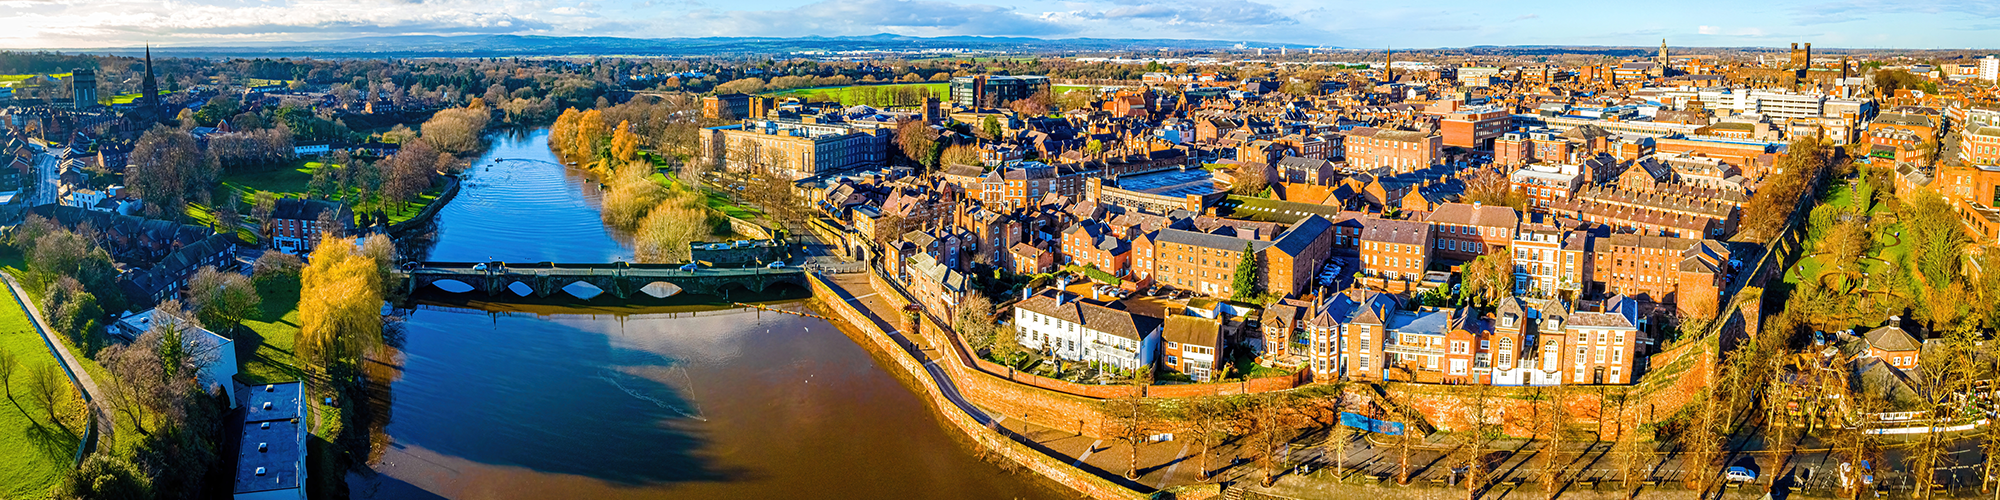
0,282 -> 82,499
185,161 -> 446,243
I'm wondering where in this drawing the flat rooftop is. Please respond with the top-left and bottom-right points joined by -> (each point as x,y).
234,381 -> 304,495
1106,168 -> 1224,198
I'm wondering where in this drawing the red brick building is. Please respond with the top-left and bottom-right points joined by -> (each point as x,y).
1358,218 -> 1433,282
1421,203 -> 1517,263
1343,127 -> 1441,173
1435,105 -> 1513,150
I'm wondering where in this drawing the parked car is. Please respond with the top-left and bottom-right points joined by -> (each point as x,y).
1725,466 -> 1757,483
472,263 -> 488,271
767,262 -> 787,268
680,263 -> 701,271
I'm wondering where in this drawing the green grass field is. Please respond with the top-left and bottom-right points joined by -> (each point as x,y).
237,277 -> 303,386
762,83 -> 947,105
99,89 -> 179,105
0,73 -> 71,85
648,172 -> 765,221
188,162 -> 445,241
0,282 -> 83,499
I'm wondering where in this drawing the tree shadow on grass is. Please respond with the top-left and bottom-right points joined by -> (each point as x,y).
22,420 -> 81,464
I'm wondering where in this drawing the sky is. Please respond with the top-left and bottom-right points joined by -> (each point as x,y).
0,0 -> 1996,50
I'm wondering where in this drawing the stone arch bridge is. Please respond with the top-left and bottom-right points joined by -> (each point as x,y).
403,261 -> 810,300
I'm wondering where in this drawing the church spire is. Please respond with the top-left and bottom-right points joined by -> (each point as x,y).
140,44 -> 161,122
1384,46 -> 1393,82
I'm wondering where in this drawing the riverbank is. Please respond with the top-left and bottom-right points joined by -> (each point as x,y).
0,276 -> 90,499
805,271 -> 1165,500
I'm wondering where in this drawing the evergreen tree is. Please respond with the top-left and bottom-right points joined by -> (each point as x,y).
1231,241 -> 1259,301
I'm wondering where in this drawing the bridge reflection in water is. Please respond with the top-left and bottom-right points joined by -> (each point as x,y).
404,261 -> 811,301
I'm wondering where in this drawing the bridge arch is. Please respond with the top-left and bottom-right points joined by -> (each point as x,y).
562,281 -> 605,300
639,281 -> 682,298
506,281 -> 536,297
431,279 -> 474,293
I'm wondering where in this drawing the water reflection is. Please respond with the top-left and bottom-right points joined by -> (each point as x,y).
354,129 -> 1060,499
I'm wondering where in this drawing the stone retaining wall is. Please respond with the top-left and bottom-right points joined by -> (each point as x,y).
806,273 -> 1151,500
388,175 -> 462,236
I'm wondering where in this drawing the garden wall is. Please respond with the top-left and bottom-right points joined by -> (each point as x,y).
864,270 -> 1310,437
1382,332 -> 1716,439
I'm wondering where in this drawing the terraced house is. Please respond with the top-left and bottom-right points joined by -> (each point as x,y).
1013,290 -> 1164,372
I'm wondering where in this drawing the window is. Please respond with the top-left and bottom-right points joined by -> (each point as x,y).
1612,347 -> 1623,363
1595,346 -> 1606,363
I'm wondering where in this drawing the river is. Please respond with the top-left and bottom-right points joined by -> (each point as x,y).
349,129 -> 1060,499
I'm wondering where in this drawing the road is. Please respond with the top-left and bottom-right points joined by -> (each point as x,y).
29,143 -> 62,206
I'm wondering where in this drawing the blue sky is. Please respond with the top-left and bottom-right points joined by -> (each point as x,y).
0,0 -> 1995,49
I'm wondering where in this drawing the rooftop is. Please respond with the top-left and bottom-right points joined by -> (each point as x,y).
234,381 -> 304,495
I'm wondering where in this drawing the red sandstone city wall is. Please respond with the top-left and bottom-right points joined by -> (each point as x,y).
807,274 -> 1149,500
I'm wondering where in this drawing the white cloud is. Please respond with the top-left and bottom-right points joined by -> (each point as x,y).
1698,25 -> 1721,35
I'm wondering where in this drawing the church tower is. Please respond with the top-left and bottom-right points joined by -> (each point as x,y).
140,44 -> 161,121
1658,39 -> 1669,69
1384,47 -> 1393,82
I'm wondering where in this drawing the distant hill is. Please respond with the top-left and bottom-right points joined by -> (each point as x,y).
64,34 -> 1324,58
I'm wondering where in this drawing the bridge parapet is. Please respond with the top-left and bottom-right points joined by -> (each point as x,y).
405,261 -> 810,300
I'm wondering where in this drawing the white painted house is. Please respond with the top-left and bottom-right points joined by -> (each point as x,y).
1012,289 -> 1162,371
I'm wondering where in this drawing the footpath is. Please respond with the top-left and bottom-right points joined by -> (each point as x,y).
816,271 -> 1237,497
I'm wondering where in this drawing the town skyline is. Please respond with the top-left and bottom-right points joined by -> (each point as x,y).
4,0 -> 2000,51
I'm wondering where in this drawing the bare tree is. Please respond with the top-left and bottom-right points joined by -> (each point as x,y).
25,365 -> 71,432
1100,389 -> 1161,480
1535,385 -> 1573,500
0,348 -> 17,402
1175,395 -> 1242,482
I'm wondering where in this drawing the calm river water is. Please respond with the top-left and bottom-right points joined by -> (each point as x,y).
348,129 -> 1059,499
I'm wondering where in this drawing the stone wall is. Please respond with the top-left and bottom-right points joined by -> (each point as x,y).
1382,333 -> 1717,439
806,273 -> 1151,500
864,270 -> 1311,437
388,175 -> 462,236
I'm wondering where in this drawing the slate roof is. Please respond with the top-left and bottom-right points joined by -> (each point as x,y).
1015,290 -> 1161,341
1270,215 -> 1332,257
1863,324 -> 1922,352
1422,202 -> 1519,229
1155,227 -> 1273,253
1163,314 -> 1223,348
1566,295 -> 1639,329
1359,218 -> 1429,245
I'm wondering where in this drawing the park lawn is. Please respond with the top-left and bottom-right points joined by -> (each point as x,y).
0,73 -> 71,84
0,287 -> 84,500
647,172 -> 765,221
189,162 -> 446,234
99,89 -> 177,105
762,82 -> 947,105
235,278 -> 304,386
